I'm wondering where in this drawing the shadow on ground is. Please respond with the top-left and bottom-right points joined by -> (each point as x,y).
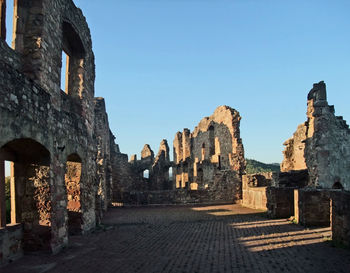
2,204 -> 350,273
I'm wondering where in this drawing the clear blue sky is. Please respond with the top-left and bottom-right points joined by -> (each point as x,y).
72,0 -> 350,164
6,1 -> 349,167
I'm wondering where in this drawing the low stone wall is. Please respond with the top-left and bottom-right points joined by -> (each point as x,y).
242,186 -> 267,210
266,187 -> 295,218
114,189 -> 236,206
0,224 -> 23,266
331,191 -> 350,246
294,189 -> 330,226
241,173 -> 272,210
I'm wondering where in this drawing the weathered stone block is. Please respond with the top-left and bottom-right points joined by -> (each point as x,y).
294,189 -> 330,227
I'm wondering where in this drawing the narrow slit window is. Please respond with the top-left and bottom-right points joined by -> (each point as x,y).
169,167 -> 173,181
61,50 -> 70,93
0,0 -> 15,47
4,160 -> 12,225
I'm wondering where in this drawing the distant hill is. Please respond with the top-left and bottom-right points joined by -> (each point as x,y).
245,159 -> 280,174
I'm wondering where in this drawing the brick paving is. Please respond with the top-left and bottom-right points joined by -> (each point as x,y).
3,204 -> 350,273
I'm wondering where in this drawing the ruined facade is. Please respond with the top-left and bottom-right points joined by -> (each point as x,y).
281,123 -> 307,172
173,105 -> 245,202
1,0 -> 349,266
268,82 -> 350,246
281,81 -> 350,190
128,140 -> 172,191
0,0 -> 115,265
109,106 -> 245,205
111,140 -> 172,204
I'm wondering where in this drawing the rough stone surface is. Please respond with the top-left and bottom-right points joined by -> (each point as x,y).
242,173 -> 272,210
331,191 -> 350,247
281,123 -> 307,172
111,106 -> 244,205
305,82 -> 350,190
0,0 -> 116,265
294,189 -> 330,227
267,82 -> 350,246
173,106 -> 245,202
281,81 -> 350,190
266,187 -> 295,218
1,0 -> 350,268
276,170 -> 309,188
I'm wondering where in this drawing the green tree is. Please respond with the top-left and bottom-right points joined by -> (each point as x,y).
245,159 -> 280,174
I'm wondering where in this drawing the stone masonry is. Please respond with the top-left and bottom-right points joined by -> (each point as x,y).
281,81 -> 350,190
266,82 -> 350,246
110,106 -> 245,205
0,0 -> 117,265
1,0 -> 350,267
173,105 -> 245,202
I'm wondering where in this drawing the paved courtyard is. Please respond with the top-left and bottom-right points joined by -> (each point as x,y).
3,204 -> 350,273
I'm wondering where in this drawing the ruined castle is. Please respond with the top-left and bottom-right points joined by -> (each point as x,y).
0,0 -> 349,266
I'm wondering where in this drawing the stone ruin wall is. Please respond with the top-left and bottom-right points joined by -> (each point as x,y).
109,105 -> 245,205
111,140 -> 172,199
173,105 -> 245,203
267,82 -> 350,246
0,0 -> 118,265
281,123 -> 307,172
242,172 -> 273,210
1,0 -> 349,264
305,82 -> 350,190
281,81 -> 350,191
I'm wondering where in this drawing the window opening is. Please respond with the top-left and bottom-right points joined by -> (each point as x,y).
4,160 -> 12,224
61,21 -> 85,97
169,167 -> 173,181
143,169 -> 149,179
0,0 -> 14,46
61,50 -> 69,93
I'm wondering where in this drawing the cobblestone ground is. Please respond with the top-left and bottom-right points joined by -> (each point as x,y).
3,204 -> 350,273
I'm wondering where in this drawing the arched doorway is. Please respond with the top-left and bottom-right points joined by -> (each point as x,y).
65,153 -> 82,235
0,138 -> 51,251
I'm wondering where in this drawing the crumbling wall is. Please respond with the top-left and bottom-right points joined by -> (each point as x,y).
172,105 -> 245,203
0,0 -> 114,265
281,123 -> 307,172
110,106 -> 245,205
267,81 -> 350,246
242,173 -> 272,210
152,140 -> 171,190
304,82 -> 350,190
280,81 -> 350,190
94,98 -> 113,215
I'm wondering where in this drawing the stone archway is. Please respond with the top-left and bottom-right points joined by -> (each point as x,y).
0,138 -> 52,251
